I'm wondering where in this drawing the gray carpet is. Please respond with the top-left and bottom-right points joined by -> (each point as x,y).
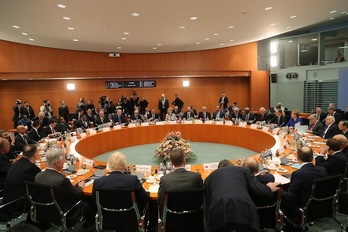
93,142 -> 257,165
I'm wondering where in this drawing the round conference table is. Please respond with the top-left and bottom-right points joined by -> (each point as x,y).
60,123 -> 322,198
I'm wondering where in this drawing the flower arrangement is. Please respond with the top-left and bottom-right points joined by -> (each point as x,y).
155,131 -> 196,164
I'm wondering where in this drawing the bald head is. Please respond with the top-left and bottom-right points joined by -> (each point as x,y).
297,146 -> 314,163
242,157 -> 259,174
17,125 -> 27,135
333,134 -> 348,150
325,116 -> 335,126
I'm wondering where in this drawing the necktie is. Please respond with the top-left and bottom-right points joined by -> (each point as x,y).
245,114 -> 249,122
101,117 -> 104,123
278,117 -> 280,125
23,135 -> 28,144
322,126 -> 330,138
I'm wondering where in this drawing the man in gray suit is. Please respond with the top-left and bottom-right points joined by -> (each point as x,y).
35,148 -> 85,225
157,148 -> 204,208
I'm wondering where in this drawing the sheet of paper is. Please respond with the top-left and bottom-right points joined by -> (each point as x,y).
148,185 -> 159,193
203,162 -> 219,170
273,172 -> 290,185
136,165 -> 152,173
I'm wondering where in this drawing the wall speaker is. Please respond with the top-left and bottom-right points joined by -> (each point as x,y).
271,73 -> 277,83
108,52 -> 120,58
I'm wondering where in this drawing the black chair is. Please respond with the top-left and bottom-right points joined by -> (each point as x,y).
158,188 -> 205,232
280,174 -> 343,231
25,181 -> 83,232
95,188 -> 149,232
339,162 -> 348,214
256,189 -> 283,232
0,196 -> 26,229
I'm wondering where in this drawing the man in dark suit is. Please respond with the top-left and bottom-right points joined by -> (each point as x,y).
321,115 -> 340,139
315,107 -> 326,123
28,120 -> 42,142
242,107 -> 254,122
255,107 -> 269,122
157,148 -> 204,209
42,119 -> 58,138
269,109 -> 287,127
21,101 -> 35,120
74,114 -> 89,130
327,106 -> 343,125
204,161 -> 279,232
35,147 -> 85,225
112,109 -> 126,125
158,94 -> 169,121
3,144 -> 41,218
218,92 -> 229,109
14,125 -> 37,152
95,110 -> 111,126
316,138 -> 348,175
338,120 -> 348,139
55,117 -> 70,133
242,157 -> 275,184
147,109 -> 160,122
282,146 -> 327,231
171,93 -> 184,112
130,109 -> 144,123
182,106 -> 195,121
198,106 -> 211,121
229,107 -> 242,122
0,139 -> 13,189
212,106 -> 224,121
306,114 -> 324,136
32,112 -> 49,136
93,152 -> 149,212
58,100 -> 70,122
12,99 -> 22,129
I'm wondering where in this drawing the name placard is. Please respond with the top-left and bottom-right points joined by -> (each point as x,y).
155,121 -> 164,125
195,120 -> 203,124
215,121 -> 224,125
114,125 -> 122,130
205,120 -> 213,124
136,165 -> 152,173
83,159 -> 94,167
103,127 -> 110,132
80,133 -> 86,138
168,121 -> 177,124
148,185 -> 159,193
128,123 -> 136,128
185,165 -> 192,171
225,121 -> 233,126
141,122 -> 149,127
184,120 -> 193,124
203,162 -> 219,170
250,124 -> 257,129
262,127 -> 269,132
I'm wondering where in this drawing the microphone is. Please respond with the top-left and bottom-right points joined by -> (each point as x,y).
279,122 -> 285,128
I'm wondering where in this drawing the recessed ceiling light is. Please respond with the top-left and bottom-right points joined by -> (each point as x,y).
204,37 -> 210,40
195,42 -> 200,45
73,39 -> 78,42
57,4 -> 66,8
220,43 -> 224,46
228,26 -> 234,29
329,10 -> 337,14
123,32 -> 130,35
213,33 -> 219,36
28,78 -> 33,80
2,79 -> 7,80
152,47 -> 157,50
132,13 -> 140,17
230,39 -> 234,42
157,43 -> 162,46
121,37 -> 127,40
265,7 -> 272,11
21,32 -> 28,36
288,40 -> 293,43
341,11 -> 347,14
63,16 -> 70,20
330,17 -> 335,20
290,15 -> 296,19
286,26 -> 292,29
29,38 -> 35,41
179,26 -> 186,29
12,25 -> 20,29
312,38 -> 318,41
190,16 -> 198,20
67,27 -> 74,30
270,23 -> 276,27
117,47 -> 122,49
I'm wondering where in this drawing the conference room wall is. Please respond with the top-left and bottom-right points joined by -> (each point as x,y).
0,77 -> 251,130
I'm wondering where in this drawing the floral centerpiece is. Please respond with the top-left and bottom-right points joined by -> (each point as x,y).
155,131 -> 196,164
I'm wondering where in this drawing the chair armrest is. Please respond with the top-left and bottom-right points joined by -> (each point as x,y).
157,205 -> 163,232
63,200 -> 83,217
0,197 -> 24,209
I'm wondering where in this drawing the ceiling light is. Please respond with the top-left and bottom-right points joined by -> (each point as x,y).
220,43 -> 224,46
121,37 -> 127,40
270,56 -> 277,67
179,26 -> 186,29
132,13 -> 140,17
195,42 -> 200,45
204,38 -> 210,40
57,4 -> 66,8
312,38 -> 318,41
123,32 -> 130,35
265,7 -> 272,11
270,23 -> 276,27
230,39 -> 234,42
329,10 -> 337,14
330,17 -> 335,20
228,26 -> 234,29
73,39 -> 78,42
21,32 -> 28,36
117,47 -> 122,49
63,16 -> 70,20
12,25 -> 20,29
290,15 -> 296,19
152,47 -> 157,50
29,38 -> 35,41
67,83 -> 75,91
67,27 -> 74,30
183,80 -> 189,87
190,16 -> 198,20
157,43 -> 162,46
286,26 -> 292,29
341,11 -> 347,14
288,40 -> 293,43
213,33 -> 219,36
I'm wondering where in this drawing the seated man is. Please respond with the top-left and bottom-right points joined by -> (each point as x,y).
198,106 -> 211,122
112,109 -> 126,125
14,125 -> 37,152
92,152 -> 149,212
204,159 -> 279,232
338,120 -> 348,139
321,115 -> 340,139
35,148 -> 85,225
306,114 -> 324,136
55,117 -> 70,133
212,106 -> 224,121
229,107 -> 242,122
157,148 -> 204,209
32,112 -> 49,136
74,114 -> 89,130
0,138 -> 13,189
17,114 -> 32,130
3,144 -> 41,218
94,110 -> 111,126
182,106 -> 194,121
42,119 -> 58,138
28,120 -> 42,142
130,109 -> 144,123
254,107 -> 269,122
242,107 -> 254,122
147,109 -> 160,122
282,146 -> 327,232
0,131 -> 17,159
269,109 -> 287,127
327,106 -> 342,125
316,138 -> 348,175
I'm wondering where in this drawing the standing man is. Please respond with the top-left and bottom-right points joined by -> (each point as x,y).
158,94 -> 169,121
12,99 -> 22,129
21,101 -> 35,120
40,100 -> 53,118
218,92 -> 229,109
172,93 -> 184,112
58,100 -> 70,123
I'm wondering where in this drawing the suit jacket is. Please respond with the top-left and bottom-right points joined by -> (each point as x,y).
212,110 -> 224,120
198,111 -> 211,121
322,124 -> 340,139
130,114 -> 143,122
256,173 -> 275,185
74,119 -> 89,129
269,115 -> 287,127
218,96 -> 229,109
28,128 -> 41,142
157,168 -> 203,207
0,154 -> 12,189
12,105 -> 22,122
35,169 -> 82,214
204,166 -> 272,232
95,116 -> 111,126
58,105 -> 70,121
316,151 -> 348,176
282,163 -> 327,217
182,111 -> 194,120
3,157 -> 41,217
332,112 -> 343,124
55,122 -> 69,133
14,134 -> 36,152
42,125 -> 56,137
158,99 -> 169,111
309,121 -> 324,136
229,112 -> 242,120
93,171 -> 149,212
147,113 -> 160,121
112,114 -> 126,124
32,116 -> 49,135
21,106 -> 35,119
242,112 -> 254,122
343,130 -> 348,139
255,113 -> 269,122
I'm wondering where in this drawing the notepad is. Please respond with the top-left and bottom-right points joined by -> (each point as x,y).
274,172 -> 290,185
291,163 -> 301,169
